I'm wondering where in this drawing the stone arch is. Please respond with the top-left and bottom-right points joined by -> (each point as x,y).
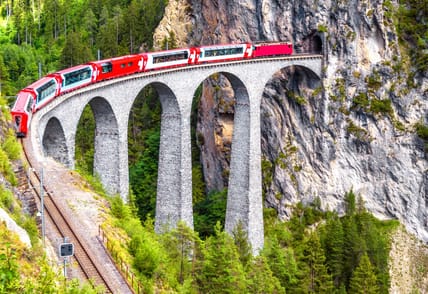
42,117 -> 69,166
192,70 -> 253,239
259,63 -> 323,219
86,96 -> 120,195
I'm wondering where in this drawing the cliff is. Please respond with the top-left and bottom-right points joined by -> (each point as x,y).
154,0 -> 428,244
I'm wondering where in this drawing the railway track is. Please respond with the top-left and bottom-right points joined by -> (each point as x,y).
21,139 -> 115,293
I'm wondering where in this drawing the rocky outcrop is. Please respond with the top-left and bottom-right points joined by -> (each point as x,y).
154,0 -> 428,243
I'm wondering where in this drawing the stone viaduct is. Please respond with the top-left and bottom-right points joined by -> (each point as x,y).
29,55 -> 322,252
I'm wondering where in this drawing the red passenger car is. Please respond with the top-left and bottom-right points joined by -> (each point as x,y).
252,42 -> 293,57
88,55 -> 144,82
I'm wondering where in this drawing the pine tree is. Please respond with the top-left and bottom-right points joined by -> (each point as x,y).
349,252 -> 379,293
195,222 -> 246,293
302,232 -> 334,293
232,222 -> 252,268
245,256 -> 285,294
264,236 -> 299,291
342,214 -> 366,287
323,212 -> 345,288
161,221 -> 200,285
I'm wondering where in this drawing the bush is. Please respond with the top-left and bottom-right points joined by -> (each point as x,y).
370,99 -> 393,116
2,131 -> 21,160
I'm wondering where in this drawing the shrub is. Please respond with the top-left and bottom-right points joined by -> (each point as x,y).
370,99 -> 393,116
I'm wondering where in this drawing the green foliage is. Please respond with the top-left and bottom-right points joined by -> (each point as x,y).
0,147 -> 17,186
321,212 -> 345,288
2,129 -> 21,160
193,189 -> 227,238
263,236 -> 299,291
161,31 -> 178,50
190,84 -> 207,206
345,189 -> 357,215
349,252 -> 379,293
75,105 -> 95,175
129,129 -> 160,221
0,0 -> 168,97
0,244 -> 20,292
232,222 -> 252,268
261,157 -> 273,193
0,222 -> 101,293
396,0 -> 428,73
415,122 -> 428,140
370,99 -> 393,116
318,24 -> 328,33
194,222 -> 246,293
245,256 -> 285,293
110,195 -> 132,220
352,92 -> 370,111
161,221 -> 201,285
301,232 -> 334,293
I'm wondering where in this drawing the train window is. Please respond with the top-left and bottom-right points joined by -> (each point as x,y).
121,63 -> 126,68
37,80 -> 56,102
128,62 -> 133,67
63,68 -> 92,86
101,63 -> 112,73
153,51 -> 189,63
26,96 -> 33,113
204,47 -> 243,57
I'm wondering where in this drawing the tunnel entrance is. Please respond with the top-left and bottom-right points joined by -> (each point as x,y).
300,32 -> 323,54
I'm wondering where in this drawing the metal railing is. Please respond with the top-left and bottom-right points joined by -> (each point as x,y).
98,226 -> 144,294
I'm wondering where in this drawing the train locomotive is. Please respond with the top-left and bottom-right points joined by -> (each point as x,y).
11,42 -> 292,137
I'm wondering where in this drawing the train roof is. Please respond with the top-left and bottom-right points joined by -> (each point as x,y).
88,54 -> 141,65
198,42 -> 251,49
24,76 -> 57,90
253,41 -> 292,45
143,47 -> 191,56
53,64 -> 92,75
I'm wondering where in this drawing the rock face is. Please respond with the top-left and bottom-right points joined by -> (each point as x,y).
154,0 -> 428,243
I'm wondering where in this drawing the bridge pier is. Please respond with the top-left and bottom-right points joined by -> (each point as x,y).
155,83 -> 193,232
224,77 -> 264,254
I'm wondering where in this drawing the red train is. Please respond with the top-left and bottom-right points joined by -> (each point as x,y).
11,42 -> 292,137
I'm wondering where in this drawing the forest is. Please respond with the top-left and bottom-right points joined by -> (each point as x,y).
0,0 -> 426,292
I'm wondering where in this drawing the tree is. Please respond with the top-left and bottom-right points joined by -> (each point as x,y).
264,236 -> 299,291
349,252 -> 379,293
75,105 -> 95,174
193,189 -> 227,237
195,222 -> 246,293
342,213 -> 366,287
322,212 -> 345,288
302,232 -> 334,293
60,30 -> 93,68
344,189 -> 357,216
162,221 -> 201,285
232,222 -> 252,268
246,256 -> 285,294
129,129 -> 160,221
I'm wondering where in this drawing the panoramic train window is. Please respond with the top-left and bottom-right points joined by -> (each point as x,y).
63,68 -> 92,86
153,51 -> 189,63
204,46 -> 244,57
36,80 -> 56,102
